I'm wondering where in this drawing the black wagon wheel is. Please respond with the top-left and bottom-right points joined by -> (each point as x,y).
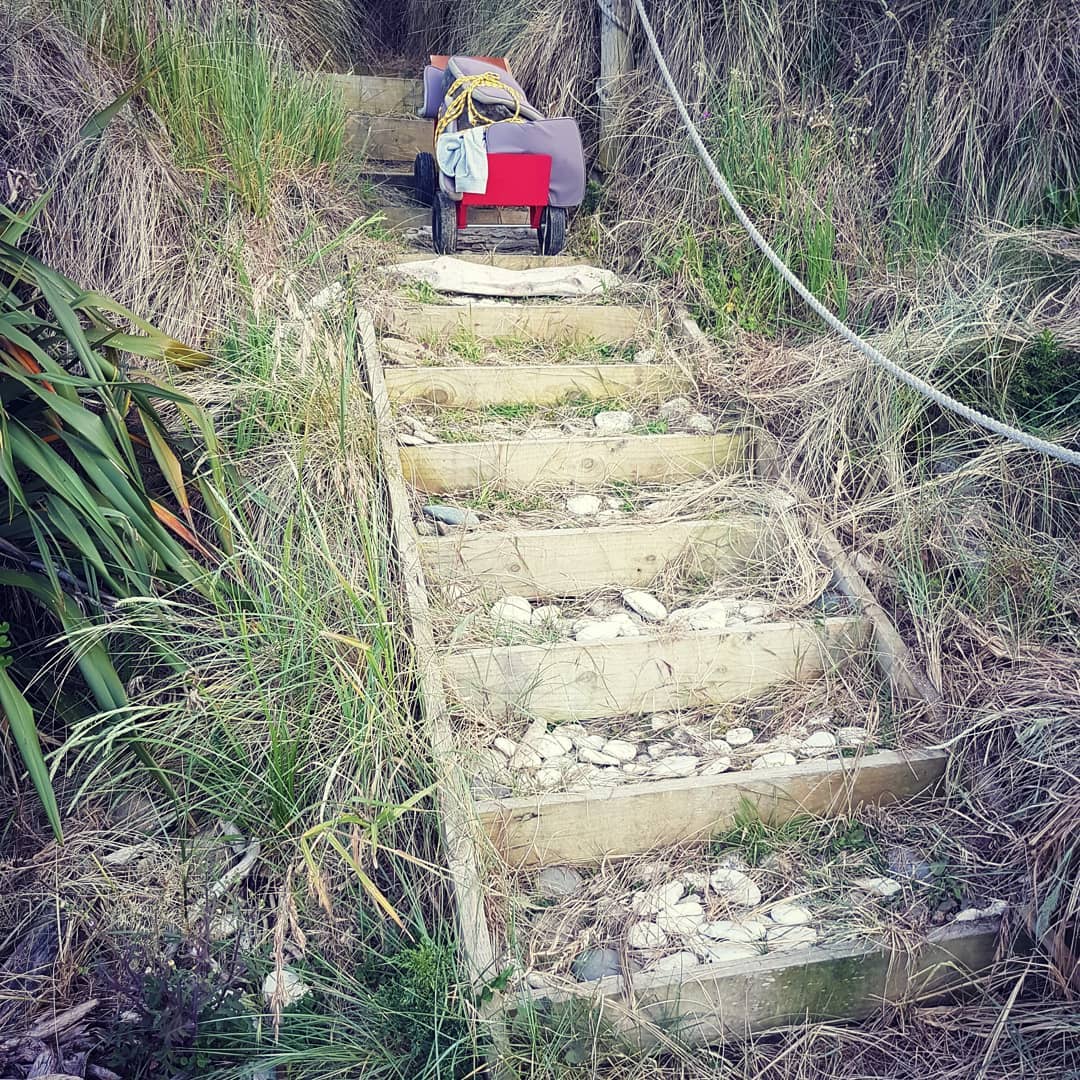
537,205 -> 568,255
432,190 -> 458,255
413,151 -> 436,207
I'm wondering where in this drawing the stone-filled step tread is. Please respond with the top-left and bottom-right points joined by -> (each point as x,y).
418,518 -> 763,599
442,615 -> 871,722
401,432 -> 747,494
385,363 -> 690,408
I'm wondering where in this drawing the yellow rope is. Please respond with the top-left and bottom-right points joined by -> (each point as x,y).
434,72 -> 525,142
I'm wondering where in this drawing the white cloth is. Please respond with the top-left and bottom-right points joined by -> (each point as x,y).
435,127 -> 488,194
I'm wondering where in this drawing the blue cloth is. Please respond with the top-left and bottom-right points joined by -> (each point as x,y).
435,127 -> 489,194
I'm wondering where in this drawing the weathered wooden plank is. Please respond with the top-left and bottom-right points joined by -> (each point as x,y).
382,301 -> 649,343
378,205 -> 533,231
443,615 -> 871,723
385,363 -> 690,408
354,310 -> 501,996
419,518 -> 764,600
402,252 -> 588,270
347,114 -> 431,160
322,73 -> 423,115
476,749 -> 946,865
401,433 -> 746,493
510,920 -> 1002,1048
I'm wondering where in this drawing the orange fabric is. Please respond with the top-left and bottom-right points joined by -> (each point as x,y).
430,55 -> 512,74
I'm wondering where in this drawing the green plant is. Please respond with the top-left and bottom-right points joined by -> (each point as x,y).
0,216 -> 227,836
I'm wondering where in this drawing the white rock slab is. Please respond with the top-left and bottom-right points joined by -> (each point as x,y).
769,901 -> 812,926
566,494 -> 602,516
656,901 -> 706,936
644,951 -> 699,977
766,925 -> 819,951
702,917 -> 768,943
392,256 -> 620,297
601,738 -> 638,762
709,868 -> 762,907
490,596 -> 533,626
632,880 -> 685,915
627,921 -> 669,950
579,747 -> 622,766
593,410 -> 634,435
575,621 -> 623,643
698,940 -> 759,964
701,757 -> 732,775
725,727 -> 755,748
622,589 -> 668,622
751,751 -> 799,769
852,876 -> 903,898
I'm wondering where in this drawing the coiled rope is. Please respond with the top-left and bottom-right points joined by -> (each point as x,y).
435,72 -> 525,142
627,0 -> 1080,466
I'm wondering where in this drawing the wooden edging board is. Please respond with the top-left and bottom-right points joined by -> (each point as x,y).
401,432 -> 746,493
354,310 -> 502,999
418,517 -> 765,600
508,919 -> 1002,1049
381,301 -> 650,343
384,362 -> 690,408
346,114 -> 431,160
443,615 -> 871,722
322,73 -> 423,115
475,748 -> 948,865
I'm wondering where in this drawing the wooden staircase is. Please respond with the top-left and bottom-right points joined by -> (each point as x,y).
332,71 -> 1003,1054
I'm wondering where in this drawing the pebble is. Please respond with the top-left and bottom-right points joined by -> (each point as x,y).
593,410 -> 634,434
644,951 -> 699,977
490,596 -> 534,626
853,876 -> 903,898
837,726 -> 871,747
703,917 -> 768,943
422,504 -> 480,529
668,605 -> 726,630
535,866 -> 585,898
575,621 -> 622,643
525,734 -> 569,761
475,747 -> 509,775
622,589 -> 668,622
800,730 -> 837,757
954,899 -> 1008,922
646,741 -> 675,758
572,732 -> 607,752
703,738 -> 733,755
534,767 -> 565,790
766,925 -> 819,951
751,751 -> 799,769
635,348 -> 659,365
736,601 -> 771,620
571,947 -> 623,982
601,738 -> 638,762
632,880 -> 685,915
509,746 -> 543,769
621,762 -> 650,776
552,732 -> 575,755
656,901 -> 706,936
492,737 -> 517,759
769,901 -> 812,926
681,871 -> 710,891
566,494 -> 602,516
658,397 -> 692,421
685,412 -> 714,434
579,748 -> 622,767
626,921 -> 669,950
698,941 -> 759,964
700,757 -> 732,775
531,605 -> 563,628
725,727 -> 755,748
648,755 -> 699,778
709,868 -> 762,907
263,968 -> 311,1007
650,713 -> 678,731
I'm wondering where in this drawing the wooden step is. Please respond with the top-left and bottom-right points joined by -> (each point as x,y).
385,363 -> 690,408
475,748 -> 946,864
419,518 -> 762,600
347,115 -> 430,161
378,206 -> 533,232
382,301 -> 649,344
322,73 -> 423,115
401,253 -> 588,270
401,432 -> 746,494
442,615 -> 870,722
509,919 -> 1001,1048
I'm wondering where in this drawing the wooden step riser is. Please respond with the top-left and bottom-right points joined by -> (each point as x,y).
385,363 -> 690,408
401,433 -> 746,493
477,748 -> 946,865
382,303 -> 650,344
400,253 -> 587,270
420,519 -> 764,600
508,920 -> 1001,1049
347,114 -> 431,161
443,615 -> 871,723
323,74 -> 423,115
379,206 -> 533,233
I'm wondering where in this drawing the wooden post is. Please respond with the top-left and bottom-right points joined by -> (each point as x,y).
598,0 -> 631,171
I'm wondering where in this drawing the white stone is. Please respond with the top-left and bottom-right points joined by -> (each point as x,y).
525,734 -> 568,761
509,746 -> 543,769
681,871 -> 710,891
736,601 -> 771,620
627,921 -> 669,950
490,596 -> 533,626
751,751 -> 799,769
566,494 -> 602,516
579,748 -> 622,767
709,868 -> 762,907
658,397 -> 692,421
621,762 -> 650,776
560,723 -> 588,740
414,517 -> 438,535
668,605 -> 727,631
766,925 -> 819,952
531,605 -> 564,627
853,876 -> 903,898
800,730 -> 837,757
698,941 -> 759,964
492,737 -> 517,759
601,738 -> 638,762
632,880 -> 685,915
622,589 -> 668,622
263,968 -> 311,1007
475,748 -> 509,776
703,738 -> 733,755
534,768 -> 565,790
593,410 -> 634,434
646,741 -> 675,758
649,714 -> 678,731
769,902 -> 812,926
572,732 -> 607,752
701,757 -> 732,776
685,412 -> 714,434
837,726 -> 871,747
575,621 -> 623,643
648,755 -> 699,778
702,918 -> 768,943
634,348 -> 659,365
954,899 -> 1008,922
656,901 -> 706,936
725,727 -> 755,748
644,951 -> 699,977
552,732 -> 575,755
